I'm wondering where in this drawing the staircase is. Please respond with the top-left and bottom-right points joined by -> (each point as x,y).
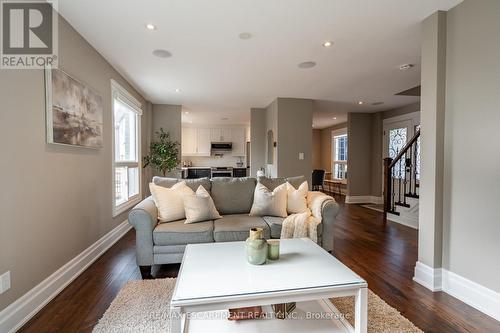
383,130 -> 420,229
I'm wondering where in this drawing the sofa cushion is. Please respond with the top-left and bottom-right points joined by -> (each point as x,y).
257,176 -> 307,190
257,176 -> 286,190
262,216 -> 284,239
184,178 -> 212,192
286,175 -> 307,189
152,176 -> 178,188
213,214 -> 270,242
211,177 -> 256,214
262,215 -> 322,239
153,219 -> 214,246
152,176 -> 212,193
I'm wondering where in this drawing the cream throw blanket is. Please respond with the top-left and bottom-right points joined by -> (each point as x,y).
280,191 -> 334,243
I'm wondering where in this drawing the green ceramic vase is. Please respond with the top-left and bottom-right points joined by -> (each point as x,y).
246,228 -> 268,265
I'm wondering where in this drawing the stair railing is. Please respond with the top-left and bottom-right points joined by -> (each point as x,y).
383,130 -> 420,217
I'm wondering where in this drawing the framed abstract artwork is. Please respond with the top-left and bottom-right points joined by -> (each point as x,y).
45,68 -> 103,148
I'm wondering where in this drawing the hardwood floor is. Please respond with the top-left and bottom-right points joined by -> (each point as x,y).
19,197 -> 500,333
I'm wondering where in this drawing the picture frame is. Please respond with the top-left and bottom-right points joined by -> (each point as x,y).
45,67 -> 103,149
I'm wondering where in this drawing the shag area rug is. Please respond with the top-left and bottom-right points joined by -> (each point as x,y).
93,278 -> 422,333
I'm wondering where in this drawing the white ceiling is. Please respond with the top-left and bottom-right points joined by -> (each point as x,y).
59,0 -> 461,129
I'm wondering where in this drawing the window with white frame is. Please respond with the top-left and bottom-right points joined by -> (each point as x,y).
112,80 -> 142,216
332,129 -> 348,182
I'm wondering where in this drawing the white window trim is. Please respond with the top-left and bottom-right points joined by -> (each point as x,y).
111,80 -> 142,217
332,128 -> 348,184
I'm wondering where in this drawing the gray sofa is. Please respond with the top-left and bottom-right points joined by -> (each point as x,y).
128,176 -> 340,278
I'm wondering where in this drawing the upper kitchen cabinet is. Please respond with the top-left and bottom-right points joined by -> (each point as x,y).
182,127 -> 197,156
183,126 -> 248,157
231,127 -> 246,156
196,128 -> 211,156
211,128 -> 232,142
182,127 -> 211,156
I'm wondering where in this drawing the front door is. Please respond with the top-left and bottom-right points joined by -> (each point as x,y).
382,113 -> 420,192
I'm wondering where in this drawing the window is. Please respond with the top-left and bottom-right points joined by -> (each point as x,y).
112,80 -> 142,216
332,129 -> 348,182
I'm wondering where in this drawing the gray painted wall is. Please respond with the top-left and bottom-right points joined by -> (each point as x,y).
0,17 -> 150,311
381,102 -> 420,119
265,99 -> 278,177
312,129 -> 322,170
442,0 -> 500,292
419,10 -> 447,270
151,104 -> 182,178
276,98 -> 313,185
347,113 -> 373,196
369,113 -> 383,197
250,108 -> 266,176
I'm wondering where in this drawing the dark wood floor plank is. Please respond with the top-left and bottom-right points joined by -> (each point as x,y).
18,197 -> 500,333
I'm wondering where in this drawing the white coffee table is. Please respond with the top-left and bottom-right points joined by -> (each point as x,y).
171,238 -> 367,333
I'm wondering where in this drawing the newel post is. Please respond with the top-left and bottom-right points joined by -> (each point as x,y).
383,158 -> 393,217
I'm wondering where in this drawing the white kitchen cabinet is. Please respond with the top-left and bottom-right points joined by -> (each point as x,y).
231,127 -> 246,156
182,127 -> 197,156
211,128 -> 232,142
183,126 -> 248,157
196,128 -> 212,156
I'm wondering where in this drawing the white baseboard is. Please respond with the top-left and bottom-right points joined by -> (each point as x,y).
414,261 -> 500,321
0,220 -> 132,333
413,261 -> 442,291
442,269 -> 500,322
345,195 -> 383,204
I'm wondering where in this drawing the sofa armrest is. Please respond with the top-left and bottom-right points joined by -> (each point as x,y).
320,200 -> 340,252
128,196 -> 158,266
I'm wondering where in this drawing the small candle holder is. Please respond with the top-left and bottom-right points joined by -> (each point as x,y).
267,239 -> 280,261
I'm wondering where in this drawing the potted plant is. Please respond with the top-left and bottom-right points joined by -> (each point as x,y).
143,128 -> 180,177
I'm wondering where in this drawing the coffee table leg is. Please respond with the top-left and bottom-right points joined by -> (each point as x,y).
170,306 -> 183,333
354,287 -> 367,333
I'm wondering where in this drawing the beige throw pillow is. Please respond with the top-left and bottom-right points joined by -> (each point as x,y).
184,185 -> 222,224
149,181 -> 194,223
286,181 -> 309,214
249,182 -> 288,217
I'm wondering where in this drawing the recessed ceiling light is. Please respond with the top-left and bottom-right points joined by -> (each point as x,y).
184,111 -> 189,114
145,23 -> 156,30
238,32 -> 253,40
175,88 -> 181,93
152,49 -> 172,58
298,61 -> 316,69
358,101 -> 364,105
333,117 -> 337,120
399,64 -> 414,70
323,41 -> 333,47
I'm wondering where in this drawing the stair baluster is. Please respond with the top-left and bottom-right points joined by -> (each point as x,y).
383,130 -> 420,218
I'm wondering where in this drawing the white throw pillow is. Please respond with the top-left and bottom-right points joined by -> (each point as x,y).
249,182 -> 288,217
184,185 -> 222,224
286,181 -> 309,214
149,181 -> 194,223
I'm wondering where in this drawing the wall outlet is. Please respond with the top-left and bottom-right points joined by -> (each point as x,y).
298,152 -> 304,160
0,271 -> 11,294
